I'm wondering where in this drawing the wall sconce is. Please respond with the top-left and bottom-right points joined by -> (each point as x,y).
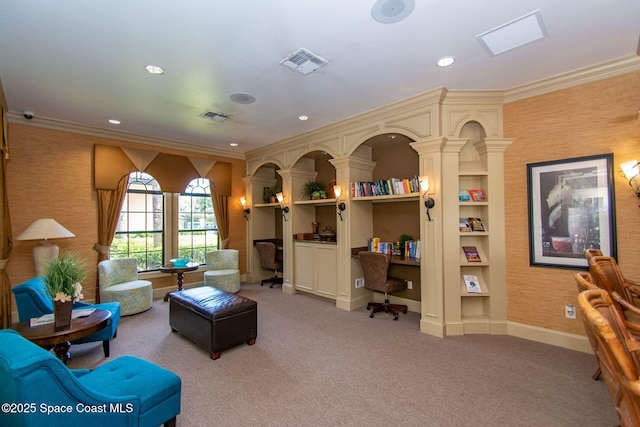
240,197 -> 251,221
420,177 -> 435,221
276,192 -> 289,221
621,160 -> 640,204
333,185 -> 346,221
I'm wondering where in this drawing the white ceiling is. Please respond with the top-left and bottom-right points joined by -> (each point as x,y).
0,0 -> 639,154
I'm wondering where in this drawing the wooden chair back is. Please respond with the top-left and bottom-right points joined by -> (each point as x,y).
578,288 -> 640,426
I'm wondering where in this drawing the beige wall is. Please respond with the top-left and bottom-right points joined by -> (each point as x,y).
6,123 -> 246,303
504,71 -> 640,336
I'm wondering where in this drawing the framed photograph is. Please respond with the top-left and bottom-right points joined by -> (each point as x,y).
527,153 -> 616,269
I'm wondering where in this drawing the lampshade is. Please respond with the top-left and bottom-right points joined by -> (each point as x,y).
17,219 -> 76,276
16,218 -> 76,241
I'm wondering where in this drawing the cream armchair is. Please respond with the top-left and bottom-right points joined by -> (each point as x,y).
98,258 -> 153,315
204,250 -> 241,293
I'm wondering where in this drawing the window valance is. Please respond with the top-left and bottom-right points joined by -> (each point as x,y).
93,145 -> 231,195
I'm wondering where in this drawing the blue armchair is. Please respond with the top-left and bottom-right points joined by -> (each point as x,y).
12,277 -> 121,357
0,329 -> 181,427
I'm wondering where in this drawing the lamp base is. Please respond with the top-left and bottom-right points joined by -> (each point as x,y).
33,242 -> 59,277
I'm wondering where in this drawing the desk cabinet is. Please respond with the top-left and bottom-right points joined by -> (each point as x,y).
294,242 -> 337,299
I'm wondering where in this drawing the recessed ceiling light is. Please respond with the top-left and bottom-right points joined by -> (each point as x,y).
436,56 -> 455,67
145,64 -> 164,75
108,119 -> 121,125
298,115 -> 309,121
229,143 -> 238,147
230,93 -> 256,104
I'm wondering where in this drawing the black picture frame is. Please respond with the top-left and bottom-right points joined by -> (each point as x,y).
527,153 -> 616,269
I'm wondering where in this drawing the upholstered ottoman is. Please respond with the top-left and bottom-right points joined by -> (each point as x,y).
169,286 -> 257,360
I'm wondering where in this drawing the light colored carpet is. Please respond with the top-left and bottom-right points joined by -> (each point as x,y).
67,283 -> 617,426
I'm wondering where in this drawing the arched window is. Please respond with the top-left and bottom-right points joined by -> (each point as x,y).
178,178 -> 218,264
112,172 -> 164,271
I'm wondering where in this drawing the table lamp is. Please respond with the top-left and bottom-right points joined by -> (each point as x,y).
16,218 -> 76,276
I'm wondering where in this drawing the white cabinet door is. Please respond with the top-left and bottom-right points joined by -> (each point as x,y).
294,243 -> 315,293
316,245 -> 337,298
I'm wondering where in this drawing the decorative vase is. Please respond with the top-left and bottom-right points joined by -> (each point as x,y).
54,300 -> 73,331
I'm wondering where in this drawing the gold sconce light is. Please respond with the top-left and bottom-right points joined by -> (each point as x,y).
276,192 -> 289,221
333,185 -> 346,221
621,160 -> 640,205
240,197 -> 250,221
420,177 -> 435,221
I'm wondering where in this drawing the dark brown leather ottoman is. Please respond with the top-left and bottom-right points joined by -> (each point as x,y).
169,286 -> 257,360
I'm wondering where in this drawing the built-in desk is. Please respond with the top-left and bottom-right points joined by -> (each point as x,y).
351,247 -> 421,303
350,247 -> 420,266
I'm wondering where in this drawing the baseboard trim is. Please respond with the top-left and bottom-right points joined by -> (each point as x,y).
507,321 -> 592,354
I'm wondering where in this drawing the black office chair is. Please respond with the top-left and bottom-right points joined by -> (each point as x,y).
255,242 -> 283,288
358,251 -> 408,320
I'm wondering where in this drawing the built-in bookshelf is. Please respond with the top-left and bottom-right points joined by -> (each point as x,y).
442,132 -> 512,335
351,176 -> 420,198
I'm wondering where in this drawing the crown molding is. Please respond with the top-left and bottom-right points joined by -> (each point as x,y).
504,54 -> 640,103
5,112 -> 245,160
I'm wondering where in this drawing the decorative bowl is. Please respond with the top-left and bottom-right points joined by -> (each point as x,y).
551,236 -> 572,253
170,258 -> 191,267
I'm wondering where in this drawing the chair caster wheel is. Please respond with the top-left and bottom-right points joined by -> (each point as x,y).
393,316 -> 398,320
369,313 -> 374,318
402,309 -> 408,314
366,306 -> 371,310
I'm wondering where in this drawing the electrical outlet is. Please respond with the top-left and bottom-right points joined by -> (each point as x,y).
407,281 -> 413,290
355,277 -> 365,288
565,304 -> 576,319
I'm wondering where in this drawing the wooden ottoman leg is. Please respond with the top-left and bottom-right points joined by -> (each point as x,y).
247,338 -> 256,346
211,352 -> 221,360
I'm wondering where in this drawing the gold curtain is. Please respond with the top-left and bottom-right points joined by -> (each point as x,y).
93,174 -> 128,302
210,186 -> 229,249
0,104 -> 12,328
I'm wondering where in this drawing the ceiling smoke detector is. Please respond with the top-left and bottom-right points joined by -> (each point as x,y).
280,48 -> 328,75
200,110 -> 230,122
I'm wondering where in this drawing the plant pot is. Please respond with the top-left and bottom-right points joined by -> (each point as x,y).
54,300 -> 73,331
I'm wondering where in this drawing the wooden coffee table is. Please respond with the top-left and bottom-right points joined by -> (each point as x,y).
12,308 -> 111,365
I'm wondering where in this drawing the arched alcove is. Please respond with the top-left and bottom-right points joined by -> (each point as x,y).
459,121 -> 487,163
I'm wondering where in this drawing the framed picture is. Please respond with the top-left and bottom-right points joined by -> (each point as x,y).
527,153 -> 616,269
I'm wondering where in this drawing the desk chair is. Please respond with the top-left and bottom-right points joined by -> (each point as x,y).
255,242 -> 283,288
358,251 -> 408,320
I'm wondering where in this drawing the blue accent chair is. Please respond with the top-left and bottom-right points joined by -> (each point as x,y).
12,277 -> 121,357
0,329 -> 181,427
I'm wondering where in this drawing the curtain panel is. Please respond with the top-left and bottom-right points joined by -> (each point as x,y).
0,103 -> 12,328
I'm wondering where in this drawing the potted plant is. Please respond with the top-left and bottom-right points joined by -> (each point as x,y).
44,251 -> 87,330
263,185 -> 281,204
302,180 -> 327,200
398,234 -> 414,256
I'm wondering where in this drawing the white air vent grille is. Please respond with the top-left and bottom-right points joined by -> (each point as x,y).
280,48 -> 328,75
200,110 -> 230,122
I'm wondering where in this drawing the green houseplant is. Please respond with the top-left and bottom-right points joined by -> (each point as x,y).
45,252 -> 87,330
263,185 -> 281,204
302,180 -> 327,200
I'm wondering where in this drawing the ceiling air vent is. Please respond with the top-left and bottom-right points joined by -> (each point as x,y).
280,48 -> 328,75
200,110 -> 230,122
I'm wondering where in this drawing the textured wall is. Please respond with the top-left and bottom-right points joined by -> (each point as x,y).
6,123 -> 246,303
504,71 -> 640,335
